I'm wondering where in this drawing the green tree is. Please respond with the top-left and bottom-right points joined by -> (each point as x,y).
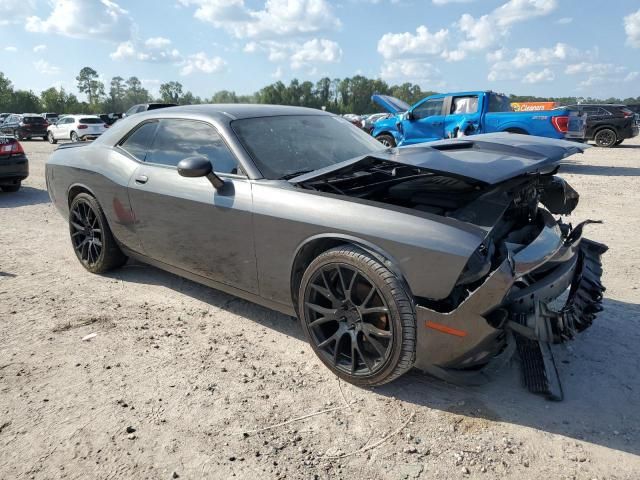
106,76 -> 126,112
0,72 -> 14,111
209,90 -> 239,103
11,90 -> 42,113
76,67 -> 104,106
159,81 -> 183,104
123,76 -> 151,107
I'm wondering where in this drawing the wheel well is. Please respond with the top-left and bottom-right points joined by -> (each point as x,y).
504,127 -> 529,135
376,131 -> 394,139
290,238 -> 347,309
68,185 -> 94,206
594,125 -> 617,135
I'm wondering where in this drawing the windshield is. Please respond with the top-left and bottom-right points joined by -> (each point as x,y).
231,115 -> 385,179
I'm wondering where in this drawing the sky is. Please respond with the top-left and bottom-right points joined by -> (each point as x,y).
0,0 -> 639,101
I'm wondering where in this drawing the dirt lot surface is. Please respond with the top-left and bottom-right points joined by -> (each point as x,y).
1,138 -> 639,480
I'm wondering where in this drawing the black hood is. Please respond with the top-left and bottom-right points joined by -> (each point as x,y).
291,133 -> 588,186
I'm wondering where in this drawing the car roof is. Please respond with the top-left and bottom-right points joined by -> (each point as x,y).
144,103 -> 330,120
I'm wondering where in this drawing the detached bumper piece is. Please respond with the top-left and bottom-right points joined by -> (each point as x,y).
513,238 -> 608,400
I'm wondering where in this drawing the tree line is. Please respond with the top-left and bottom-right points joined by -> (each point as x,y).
1,66 -> 639,116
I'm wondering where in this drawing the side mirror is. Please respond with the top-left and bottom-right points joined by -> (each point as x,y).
405,111 -> 415,121
177,156 -> 224,190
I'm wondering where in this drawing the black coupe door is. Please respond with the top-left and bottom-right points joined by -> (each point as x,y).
126,118 -> 258,293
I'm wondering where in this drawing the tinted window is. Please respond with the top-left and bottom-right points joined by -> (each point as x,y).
451,96 -> 479,114
80,118 -> 103,124
413,99 -> 443,120
120,121 -> 159,161
488,94 -> 513,112
146,119 -> 239,174
23,116 -> 46,124
231,115 -> 383,179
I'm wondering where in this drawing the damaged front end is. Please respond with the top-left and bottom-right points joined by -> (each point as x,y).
415,184 -> 607,400
293,134 -> 606,399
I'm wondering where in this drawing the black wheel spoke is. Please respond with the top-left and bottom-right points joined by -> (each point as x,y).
363,323 -> 392,338
304,261 -> 393,378
361,306 -> 389,316
69,199 -> 103,267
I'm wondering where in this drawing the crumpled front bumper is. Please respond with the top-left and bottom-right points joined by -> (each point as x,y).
413,209 -> 607,384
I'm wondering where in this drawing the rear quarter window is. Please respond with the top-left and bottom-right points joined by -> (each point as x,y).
119,121 -> 159,162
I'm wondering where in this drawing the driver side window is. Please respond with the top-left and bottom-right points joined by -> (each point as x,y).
146,119 -> 241,175
413,99 -> 444,120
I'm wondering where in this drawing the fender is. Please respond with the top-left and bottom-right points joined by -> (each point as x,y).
290,232 -> 416,304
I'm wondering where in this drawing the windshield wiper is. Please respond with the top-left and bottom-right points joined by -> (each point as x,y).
280,169 -> 315,180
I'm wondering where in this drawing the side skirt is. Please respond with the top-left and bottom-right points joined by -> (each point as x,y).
121,247 -> 297,318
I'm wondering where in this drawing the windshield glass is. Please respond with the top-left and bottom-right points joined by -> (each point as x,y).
231,115 -> 385,179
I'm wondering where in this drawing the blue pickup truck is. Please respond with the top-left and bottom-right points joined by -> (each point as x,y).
370,91 -> 585,147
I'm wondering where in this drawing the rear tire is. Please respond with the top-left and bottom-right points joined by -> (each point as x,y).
13,130 -> 24,141
298,245 -> 416,387
1,182 -> 21,192
505,128 -> 529,135
70,131 -> 79,143
47,131 -> 57,144
69,193 -> 127,274
594,128 -> 617,148
376,134 -> 396,148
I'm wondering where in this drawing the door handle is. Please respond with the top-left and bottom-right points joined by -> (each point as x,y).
135,175 -> 148,184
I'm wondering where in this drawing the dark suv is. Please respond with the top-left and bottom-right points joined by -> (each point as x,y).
0,136 -> 28,192
122,103 -> 177,118
565,104 -> 639,147
0,114 -> 48,141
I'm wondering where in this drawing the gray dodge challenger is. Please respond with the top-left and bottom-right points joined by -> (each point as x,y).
45,105 -> 607,400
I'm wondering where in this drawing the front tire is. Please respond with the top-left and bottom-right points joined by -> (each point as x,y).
13,130 -> 24,141
69,193 -> 127,273
47,131 -> 57,144
594,128 -> 617,148
298,245 -> 416,387
376,134 -> 396,148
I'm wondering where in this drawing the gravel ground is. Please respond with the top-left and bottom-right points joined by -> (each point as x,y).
1,137 -> 639,480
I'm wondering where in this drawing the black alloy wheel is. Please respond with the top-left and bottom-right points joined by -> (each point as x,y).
300,246 -> 416,386
68,193 -> 127,273
594,128 -> 617,148
70,197 -> 104,267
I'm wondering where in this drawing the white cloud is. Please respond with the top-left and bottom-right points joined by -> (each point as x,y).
4,46 -> 17,52
379,59 -> 444,88
290,38 -> 342,69
33,59 -> 61,75
271,66 -> 283,79
488,43 -> 578,81
492,0 -> 556,28
377,25 -> 450,59
0,0 -> 36,26
145,37 -> 172,49
178,0 -> 341,39
624,9 -> 640,48
522,68 -> 554,84
180,52 -> 227,75
565,62 -> 624,75
33,44 -> 47,53
245,38 -> 342,70
432,0 -> 473,4
26,0 -> 133,42
556,17 -> 573,24
111,38 -> 181,62
458,0 -> 557,52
